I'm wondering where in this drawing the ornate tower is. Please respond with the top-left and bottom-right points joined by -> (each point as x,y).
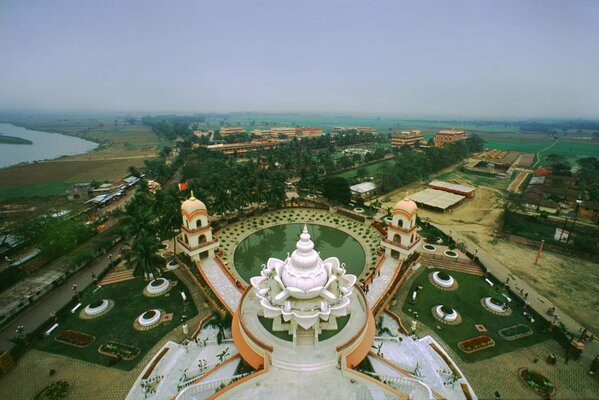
178,192 -> 219,260
381,199 -> 421,259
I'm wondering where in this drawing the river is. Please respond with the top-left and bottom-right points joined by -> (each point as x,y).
0,123 -> 98,168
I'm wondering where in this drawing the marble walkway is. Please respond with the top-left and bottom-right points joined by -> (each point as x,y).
199,258 -> 242,314
365,256 -> 399,309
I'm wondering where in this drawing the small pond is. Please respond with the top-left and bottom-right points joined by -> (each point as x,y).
234,224 -> 365,283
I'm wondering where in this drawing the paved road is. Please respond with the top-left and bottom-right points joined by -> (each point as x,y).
0,243 -> 126,352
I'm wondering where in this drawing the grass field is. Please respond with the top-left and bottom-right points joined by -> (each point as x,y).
483,138 -> 599,167
36,271 -> 197,371
402,270 -> 552,363
334,158 -> 395,180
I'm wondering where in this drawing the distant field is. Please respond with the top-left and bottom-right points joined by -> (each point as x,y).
0,182 -> 72,202
483,136 -> 599,167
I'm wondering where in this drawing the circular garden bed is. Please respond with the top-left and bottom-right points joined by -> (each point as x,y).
138,309 -> 162,327
432,304 -> 461,325
518,368 -> 555,398
146,278 -> 170,295
423,244 -> 436,252
34,380 -> 70,400
80,299 -> 114,319
481,296 -> 512,316
84,299 -> 110,316
443,250 -> 458,258
429,271 -> 458,291
166,260 -> 179,270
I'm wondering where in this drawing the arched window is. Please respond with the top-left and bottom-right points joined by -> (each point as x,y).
393,234 -> 401,244
199,235 -> 207,244
184,235 -> 189,244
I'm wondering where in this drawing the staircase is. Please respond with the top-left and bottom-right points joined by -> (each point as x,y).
296,328 -> 314,346
98,270 -> 135,285
421,255 -> 485,276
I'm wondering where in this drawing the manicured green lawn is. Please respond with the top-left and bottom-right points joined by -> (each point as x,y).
36,271 -> 197,370
334,158 -> 395,180
402,270 -> 552,363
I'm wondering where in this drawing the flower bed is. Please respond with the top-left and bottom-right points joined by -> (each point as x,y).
518,368 -> 555,398
55,330 -> 95,347
98,341 -> 140,361
458,335 -> 495,353
34,380 -> 70,400
498,324 -> 533,341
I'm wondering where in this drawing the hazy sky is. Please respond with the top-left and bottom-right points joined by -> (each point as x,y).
1,0 -> 598,118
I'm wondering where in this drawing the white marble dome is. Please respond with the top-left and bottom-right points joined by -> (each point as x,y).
250,225 -> 357,331
281,227 -> 328,294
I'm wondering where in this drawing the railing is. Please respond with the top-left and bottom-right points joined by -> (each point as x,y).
387,222 -> 418,234
177,237 -> 219,252
381,236 -> 422,251
176,373 -> 251,399
362,371 -> 433,399
176,255 -> 224,317
362,255 -> 386,286
336,286 -> 370,353
237,289 -> 274,353
421,252 -> 472,265
214,255 -> 246,292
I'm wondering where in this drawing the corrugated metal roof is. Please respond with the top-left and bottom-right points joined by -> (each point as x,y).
350,181 -> 377,194
429,180 -> 475,194
409,189 -> 465,210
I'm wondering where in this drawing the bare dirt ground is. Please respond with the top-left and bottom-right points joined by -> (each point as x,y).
377,166 -> 599,333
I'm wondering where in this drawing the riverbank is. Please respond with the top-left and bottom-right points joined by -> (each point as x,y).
0,135 -> 32,145
0,116 -> 164,202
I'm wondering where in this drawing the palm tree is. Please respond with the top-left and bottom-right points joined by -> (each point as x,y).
124,230 -> 164,280
205,310 -> 232,345
156,188 -> 182,252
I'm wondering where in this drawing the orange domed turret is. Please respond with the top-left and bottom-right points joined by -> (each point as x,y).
181,191 -> 206,216
393,198 -> 417,215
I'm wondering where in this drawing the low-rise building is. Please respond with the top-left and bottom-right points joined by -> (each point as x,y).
349,181 -> 377,199
391,130 -> 424,148
270,127 -> 296,137
218,127 -> 246,136
434,129 -> 468,148
578,201 -> 599,223
295,127 -> 324,137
